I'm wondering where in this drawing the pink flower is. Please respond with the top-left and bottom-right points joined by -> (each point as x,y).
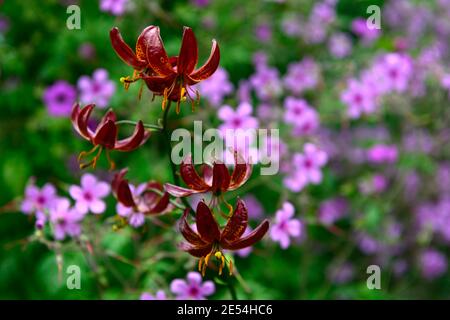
170,272 -> 215,300
100,0 -> 128,16
69,174 -> 110,215
116,183 -> 147,228
250,65 -> 283,101
441,74 -> 450,98
77,69 -> 115,108
21,180 -> 58,215
341,79 -> 378,119
420,249 -> 448,280
198,67 -> 233,107
372,53 -> 413,93
366,144 -> 398,164
283,58 -> 320,95
43,81 -> 77,117
328,32 -> 352,58
351,18 -> 380,44
140,290 -> 167,300
218,102 -> 259,133
49,198 -> 84,240
283,97 -> 320,136
318,197 -> 348,225
270,202 -> 302,249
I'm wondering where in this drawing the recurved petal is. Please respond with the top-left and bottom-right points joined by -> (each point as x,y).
179,208 -> 206,246
229,152 -> 252,190
145,26 -> 175,77
112,168 -> 129,194
148,192 -> 170,214
114,120 -> 150,152
164,183 -> 199,197
179,242 -> 212,258
135,25 -> 157,62
93,120 -> 117,149
221,199 -> 248,243
97,110 -> 117,129
196,201 -> 220,243
221,219 -> 269,250
71,103 -> 94,140
141,74 -> 176,95
180,154 -> 210,191
187,39 -> 220,84
211,162 -> 230,193
110,27 -> 147,70
116,179 -> 136,207
177,27 -> 198,75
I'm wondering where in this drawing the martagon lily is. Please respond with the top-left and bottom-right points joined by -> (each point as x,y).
110,25 -> 220,113
179,199 -> 269,275
164,152 -> 252,212
71,103 -> 150,169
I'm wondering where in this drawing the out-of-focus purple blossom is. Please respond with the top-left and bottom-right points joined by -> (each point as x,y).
366,144 -> 398,164
328,262 -> 354,284
218,102 -> 259,134
283,58 -> 320,95
340,79 -> 378,119
77,69 -> 115,108
116,183 -> 147,228
328,32 -> 352,58
254,23 -> 272,43
21,179 -> 58,216
302,21 -> 327,44
351,18 -> 381,44
283,97 -> 320,136
257,103 -> 280,122
78,43 -> 96,61
311,1 -> 336,25
356,233 -> 380,255
43,81 -> 77,117
403,170 -> 420,200
281,15 -> 302,37
170,272 -> 215,300
197,67 -> 233,107
140,290 -> 167,300
441,74 -> 450,98
372,53 -> 413,93
318,197 -> 348,225
237,80 -> 252,103
0,15 -> 10,33
242,194 -> 264,220
69,173 -> 110,215
359,174 -> 388,195
100,0 -> 128,16
290,109 -> 320,137
283,143 -> 328,192
420,249 -> 448,280
250,64 -> 283,101
270,202 -> 303,249
49,198 -> 84,240
437,164 -> 450,195
402,130 -> 434,154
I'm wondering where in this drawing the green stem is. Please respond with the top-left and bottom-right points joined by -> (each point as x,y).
115,120 -> 162,131
227,278 -> 238,300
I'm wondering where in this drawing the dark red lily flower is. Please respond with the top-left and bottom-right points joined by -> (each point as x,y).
112,168 -> 172,216
110,26 -> 220,113
179,199 -> 269,275
71,103 -> 150,169
164,152 -> 252,199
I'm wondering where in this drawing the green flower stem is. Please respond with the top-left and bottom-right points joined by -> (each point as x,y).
115,120 -> 162,131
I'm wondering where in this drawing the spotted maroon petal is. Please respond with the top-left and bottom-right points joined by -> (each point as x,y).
135,25 -> 157,63
196,201 -> 220,243
112,168 -> 129,195
145,26 -> 175,77
221,199 -> 248,243
186,40 -> 220,84
164,183 -> 199,197
177,27 -> 198,75
180,154 -> 210,191
71,103 -> 94,140
179,242 -> 212,258
211,162 -> 230,193
115,120 -> 150,152
110,27 -> 147,70
141,74 -> 177,95
148,192 -> 170,214
179,208 -> 207,246
229,152 -> 252,190
116,179 -> 136,207
221,220 -> 269,250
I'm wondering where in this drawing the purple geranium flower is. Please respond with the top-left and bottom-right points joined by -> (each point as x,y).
372,53 -> 413,93
318,197 -> 348,225
69,173 -> 110,215
254,23 -> 272,43
270,202 -> 302,249
170,272 -> 215,300
366,144 -> 398,164
43,81 -> 77,117
250,64 -> 283,101
351,17 -> 381,44
140,290 -> 167,300
341,79 -> 378,119
328,32 -> 352,58
116,183 -> 147,228
77,69 -> 115,108
420,249 -> 448,280
218,102 -> 259,134
197,67 -> 233,107
21,179 -> 58,215
100,0 -> 128,16
49,198 -> 84,240
283,58 -> 320,95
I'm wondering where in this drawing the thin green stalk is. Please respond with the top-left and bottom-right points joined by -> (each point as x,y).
115,120 -> 162,131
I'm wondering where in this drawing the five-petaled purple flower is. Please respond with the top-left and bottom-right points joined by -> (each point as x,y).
69,173 -> 110,215
283,58 -> 320,95
116,183 -> 147,228
43,81 -> 77,117
49,198 -> 84,240
21,180 -> 58,216
270,202 -> 302,249
420,249 -> 448,280
77,69 -> 116,108
197,67 -> 233,107
170,272 -> 215,300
